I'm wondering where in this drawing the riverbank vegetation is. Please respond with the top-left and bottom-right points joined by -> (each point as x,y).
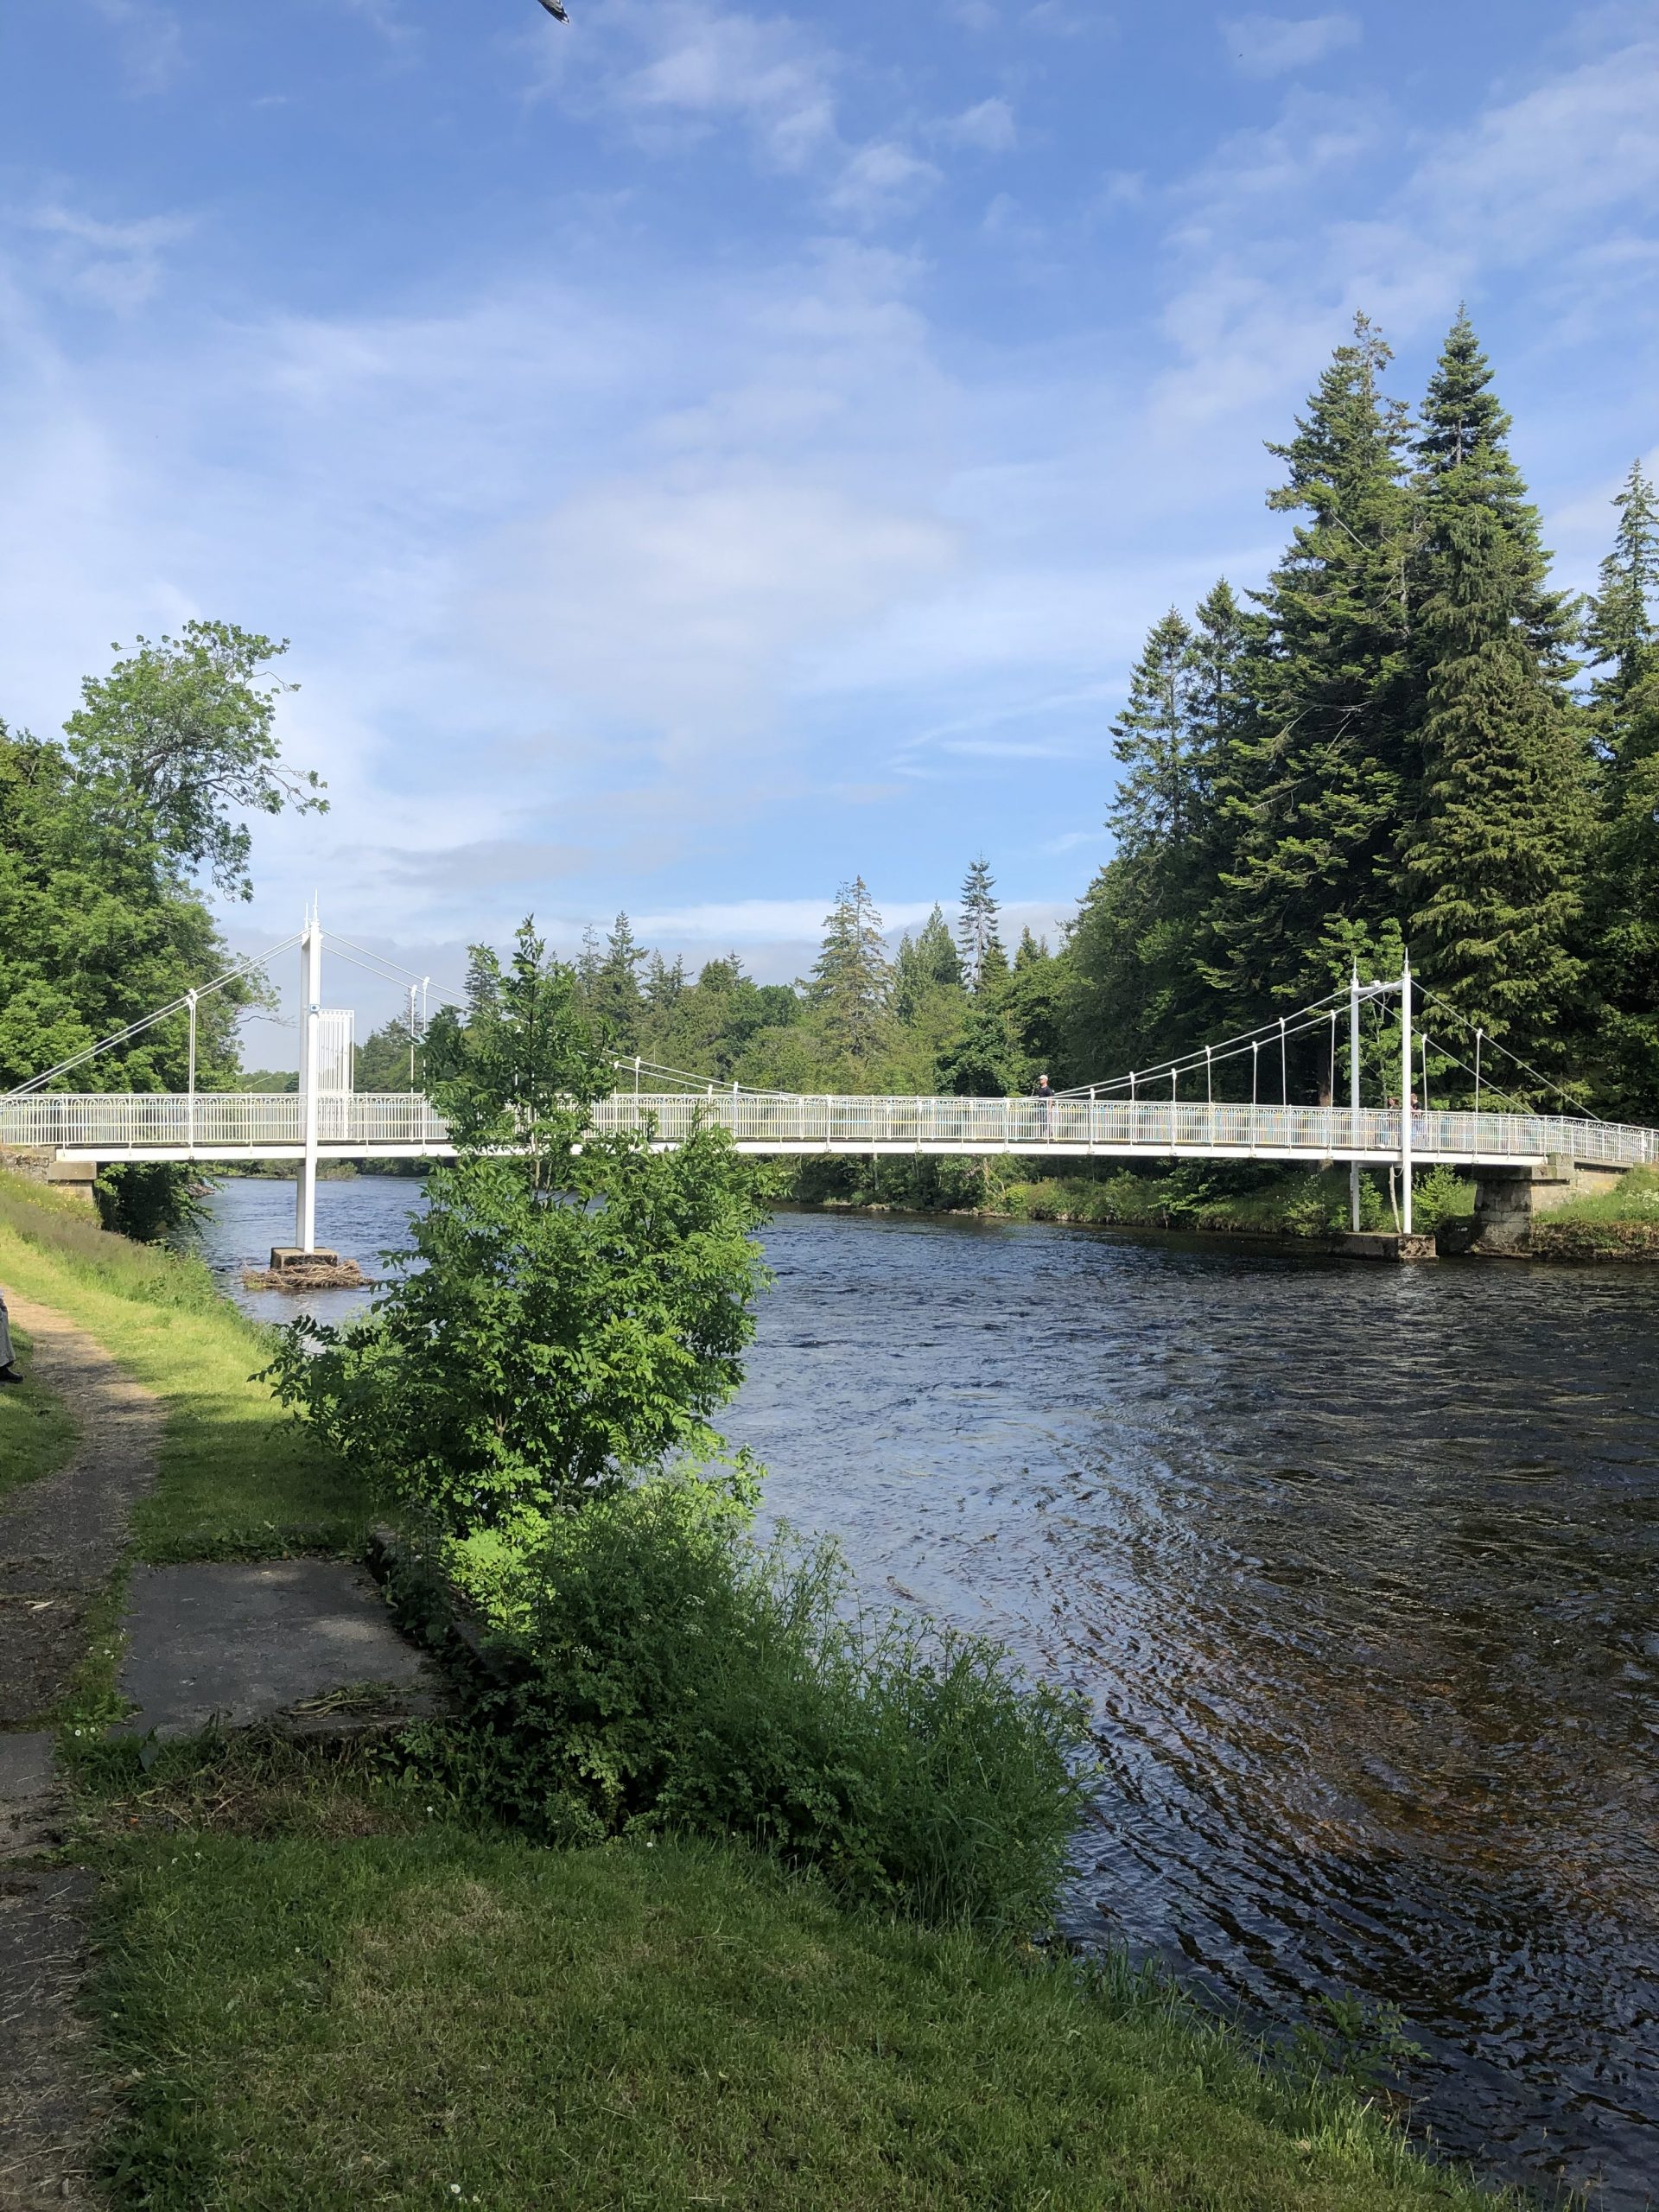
77,1760 -> 1506,2212
0,1169 -> 365,1560
0,1319 -> 78,1502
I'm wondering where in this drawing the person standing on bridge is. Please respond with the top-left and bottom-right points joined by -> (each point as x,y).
1033,1071 -> 1054,1138
0,1285 -> 21,1385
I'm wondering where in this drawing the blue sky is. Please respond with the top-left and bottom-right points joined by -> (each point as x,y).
4,0 -> 1658,1044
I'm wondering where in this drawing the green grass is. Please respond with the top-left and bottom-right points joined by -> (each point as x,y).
84,1744 -> 1503,2212
1541,1162 -> 1659,1225
0,1173 -> 368,1561
0,1321 -> 79,1503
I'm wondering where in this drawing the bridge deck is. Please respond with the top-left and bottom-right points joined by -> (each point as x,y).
3,1093 -> 1653,1169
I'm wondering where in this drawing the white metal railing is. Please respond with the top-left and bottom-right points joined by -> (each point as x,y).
0,1092 -> 447,1150
3,1090 -> 1657,1166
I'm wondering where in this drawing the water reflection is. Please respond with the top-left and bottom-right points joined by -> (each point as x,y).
193,1179 -> 1659,2205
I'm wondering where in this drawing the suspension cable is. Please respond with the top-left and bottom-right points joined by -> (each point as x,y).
1,933 -> 303,1100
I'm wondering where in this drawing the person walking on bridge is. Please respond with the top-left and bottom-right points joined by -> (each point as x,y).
0,1285 -> 22,1385
1033,1071 -> 1054,1139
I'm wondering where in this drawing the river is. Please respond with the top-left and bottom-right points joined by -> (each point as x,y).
193,1174 -> 1659,2207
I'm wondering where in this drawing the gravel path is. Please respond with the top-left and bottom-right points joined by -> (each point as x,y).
0,1294 -> 161,2211
0,1294 -> 162,1728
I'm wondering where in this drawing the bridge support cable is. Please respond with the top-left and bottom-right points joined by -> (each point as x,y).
0,933 -> 303,1103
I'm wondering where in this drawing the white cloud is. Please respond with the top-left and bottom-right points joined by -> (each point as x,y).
469,468 -> 958,748
611,3 -> 837,171
23,205 -> 194,311
1408,36 -> 1659,262
935,97 -> 1017,154
86,0 -> 183,95
827,142 -> 944,224
1221,12 -> 1360,79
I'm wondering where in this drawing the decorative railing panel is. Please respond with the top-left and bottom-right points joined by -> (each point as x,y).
2,1091 -> 1656,1167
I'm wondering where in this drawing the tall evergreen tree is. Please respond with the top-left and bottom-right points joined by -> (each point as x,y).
1584,460 -> 1659,1113
809,877 -> 891,1062
892,903 -> 963,1022
1205,315 -> 1414,1014
1065,579 -> 1247,1082
589,911 -> 645,1052
1584,460 -> 1659,749
1401,314 -> 1592,1056
1109,608 -> 1200,851
957,855 -> 1004,990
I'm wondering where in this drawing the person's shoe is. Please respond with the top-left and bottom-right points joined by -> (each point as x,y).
0,1364 -> 23,1385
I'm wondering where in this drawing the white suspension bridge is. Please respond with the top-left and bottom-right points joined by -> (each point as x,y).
3,907 -> 1652,1254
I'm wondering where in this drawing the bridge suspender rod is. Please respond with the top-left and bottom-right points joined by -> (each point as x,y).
1400,955 -> 1414,1237
1349,964 -> 1362,1232
297,906 -> 323,1255
187,992 -> 198,1154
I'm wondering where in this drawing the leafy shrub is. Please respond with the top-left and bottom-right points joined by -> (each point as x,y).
265,925 -> 767,1540
413,1478 -> 1092,1935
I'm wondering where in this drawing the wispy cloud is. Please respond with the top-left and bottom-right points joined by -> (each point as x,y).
1220,13 -> 1360,79
86,0 -> 184,96
22,204 -> 195,310
934,98 -> 1018,154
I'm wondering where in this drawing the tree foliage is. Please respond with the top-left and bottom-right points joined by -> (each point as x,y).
63,620 -> 325,903
266,924 -> 767,1541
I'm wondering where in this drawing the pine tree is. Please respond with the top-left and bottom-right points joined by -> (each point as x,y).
643,950 -> 685,1011
590,911 -> 645,1051
1065,579 -> 1249,1083
575,923 -> 603,999
957,855 -> 1004,990
1109,608 -> 1201,854
1205,315 -> 1414,1015
892,904 -> 963,1023
1401,314 -> 1592,1056
809,877 -> 891,1062
1584,460 -> 1659,750
1584,461 -> 1659,1113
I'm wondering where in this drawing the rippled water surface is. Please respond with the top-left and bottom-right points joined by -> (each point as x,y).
198,1178 -> 1659,2205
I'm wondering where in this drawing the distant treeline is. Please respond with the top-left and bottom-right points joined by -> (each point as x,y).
360,314 -> 1659,1127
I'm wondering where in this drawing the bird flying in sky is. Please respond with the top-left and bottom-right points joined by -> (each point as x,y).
535,0 -> 569,20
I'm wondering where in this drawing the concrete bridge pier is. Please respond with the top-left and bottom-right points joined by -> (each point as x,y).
1463,1154 -> 1629,1254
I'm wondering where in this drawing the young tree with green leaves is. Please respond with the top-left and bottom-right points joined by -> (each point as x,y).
267,922 -> 766,1546
1401,314 -> 1593,1059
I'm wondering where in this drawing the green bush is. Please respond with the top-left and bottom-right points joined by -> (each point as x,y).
265,925 -> 767,1541
411,1478 -> 1091,1935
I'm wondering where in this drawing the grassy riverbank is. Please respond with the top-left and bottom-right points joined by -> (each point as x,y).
0,1321 -> 79,1502
0,1172 -> 366,1559
75,1732 -> 1506,2212
1530,1166 -> 1659,1258
10,1169 -> 1510,2209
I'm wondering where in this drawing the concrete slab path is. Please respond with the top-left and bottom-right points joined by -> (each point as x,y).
117,1558 -> 434,1739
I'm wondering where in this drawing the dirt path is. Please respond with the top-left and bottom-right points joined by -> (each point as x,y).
1,1294 -> 161,2211
0,1294 -> 162,1728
